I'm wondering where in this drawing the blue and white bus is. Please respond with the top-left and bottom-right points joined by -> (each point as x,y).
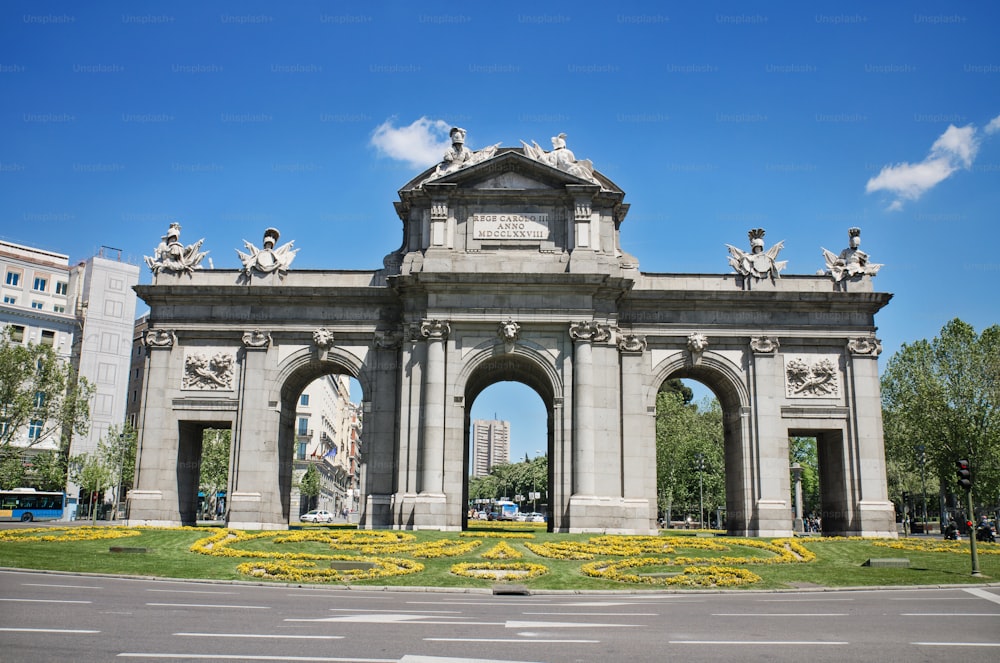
0,488 -> 65,522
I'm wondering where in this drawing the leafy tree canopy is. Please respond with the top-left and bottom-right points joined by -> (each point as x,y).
881,318 -> 1000,506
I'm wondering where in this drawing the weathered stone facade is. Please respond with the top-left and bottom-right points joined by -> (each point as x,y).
128,144 -> 896,537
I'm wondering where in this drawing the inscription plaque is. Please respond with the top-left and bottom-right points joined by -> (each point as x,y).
473,213 -> 549,240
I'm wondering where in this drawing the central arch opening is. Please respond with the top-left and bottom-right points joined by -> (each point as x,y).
656,365 -> 749,535
278,362 -> 364,526
462,353 -> 556,531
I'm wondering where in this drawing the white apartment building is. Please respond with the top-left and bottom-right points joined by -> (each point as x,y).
289,374 -> 358,518
0,240 -> 139,503
471,419 -> 510,478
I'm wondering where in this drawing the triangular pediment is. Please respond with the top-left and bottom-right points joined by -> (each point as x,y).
400,148 -> 621,194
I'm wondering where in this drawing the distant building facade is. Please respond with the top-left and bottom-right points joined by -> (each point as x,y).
0,241 -> 138,502
472,419 -> 510,477
288,374 -> 357,518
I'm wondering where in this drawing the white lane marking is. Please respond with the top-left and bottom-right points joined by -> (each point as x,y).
521,612 -> 660,617
147,589 -> 238,595
964,587 -> 1000,605
119,655 -> 396,661
175,633 -> 344,640
670,640 -> 848,645
0,598 -> 91,604
899,612 -> 1000,617
506,621 -> 636,629
288,592 -> 388,598
287,614 -> 500,625
759,598 -> 854,602
0,627 -> 100,634
22,582 -> 102,589
890,596 -> 977,601
712,613 -> 847,617
424,637 -> 600,644
913,642 -> 1000,647
146,602 -> 270,609
327,608 -> 461,614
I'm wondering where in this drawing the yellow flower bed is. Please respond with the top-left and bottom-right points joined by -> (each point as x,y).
582,558 -> 761,587
482,541 -> 522,560
238,555 -> 423,582
0,526 -> 143,543
451,561 -> 548,581
460,531 -> 535,539
872,538 -> 1000,555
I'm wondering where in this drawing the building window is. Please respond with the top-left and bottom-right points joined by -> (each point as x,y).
40,330 -> 55,346
296,442 -> 308,460
9,325 -> 25,342
297,417 -> 309,435
5,271 -> 20,286
31,301 -> 43,310
53,305 -> 65,313
300,394 -> 310,406
55,281 -> 68,295
2,295 -> 14,304
33,277 -> 47,292
28,419 -> 43,440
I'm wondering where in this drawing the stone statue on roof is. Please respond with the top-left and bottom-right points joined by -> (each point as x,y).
421,127 -> 501,184
144,222 -> 208,275
237,227 -> 298,277
822,227 -> 882,282
726,228 -> 787,281
519,132 -> 599,183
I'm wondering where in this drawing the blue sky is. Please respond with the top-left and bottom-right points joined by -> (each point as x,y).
2,2 -> 998,463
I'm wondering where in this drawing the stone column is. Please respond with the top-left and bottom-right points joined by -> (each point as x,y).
569,321 -> 608,496
228,330 -> 284,529
127,329 -> 178,526
419,319 -> 449,495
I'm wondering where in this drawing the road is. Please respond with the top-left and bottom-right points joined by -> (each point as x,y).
1,569 -> 999,662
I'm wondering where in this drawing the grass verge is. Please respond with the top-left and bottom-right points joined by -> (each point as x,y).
1,524 -> 997,590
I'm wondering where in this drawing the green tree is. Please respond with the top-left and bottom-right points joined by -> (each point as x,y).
27,449 -> 69,492
789,436 -> 820,516
0,450 -> 26,488
655,392 -> 724,527
70,451 -> 112,524
199,429 -> 230,518
95,424 -> 137,518
298,463 -> 320,512
881,319 -> 1000,513
0,325 -> 94,456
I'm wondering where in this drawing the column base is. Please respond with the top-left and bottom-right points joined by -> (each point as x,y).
567,495 -> 656,534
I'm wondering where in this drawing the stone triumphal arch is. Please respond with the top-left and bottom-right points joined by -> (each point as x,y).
128,130 -> 896,537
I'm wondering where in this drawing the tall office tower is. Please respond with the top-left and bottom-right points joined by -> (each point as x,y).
471,419 -> 510,478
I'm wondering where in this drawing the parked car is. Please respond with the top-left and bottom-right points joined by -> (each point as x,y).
299,509 -> 334,523
528,512 -> 546,523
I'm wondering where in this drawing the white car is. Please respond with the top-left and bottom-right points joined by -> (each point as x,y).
299,509 -> 334,523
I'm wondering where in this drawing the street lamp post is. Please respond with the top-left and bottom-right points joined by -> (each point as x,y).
114,432 -> 125,521
696,453 -> 705,529
790,463 -> 804,533
917,445 -> 927,534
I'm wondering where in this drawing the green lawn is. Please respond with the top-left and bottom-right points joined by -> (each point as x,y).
1,524 -> 997,591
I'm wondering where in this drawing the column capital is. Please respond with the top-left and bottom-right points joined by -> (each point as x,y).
242,329 -> 271,350
143,329 -> 175,349
420,319 -> 451,341
569,320 -> 610,343
847,336 -> 882,356
616,332 -> 646,354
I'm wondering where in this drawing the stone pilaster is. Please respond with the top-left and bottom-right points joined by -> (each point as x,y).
419,319 -> 450,495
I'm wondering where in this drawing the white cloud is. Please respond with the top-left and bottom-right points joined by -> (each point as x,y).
986,113 -> 1000,135
370,116 -> 451,168
866,122 -> 981,210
